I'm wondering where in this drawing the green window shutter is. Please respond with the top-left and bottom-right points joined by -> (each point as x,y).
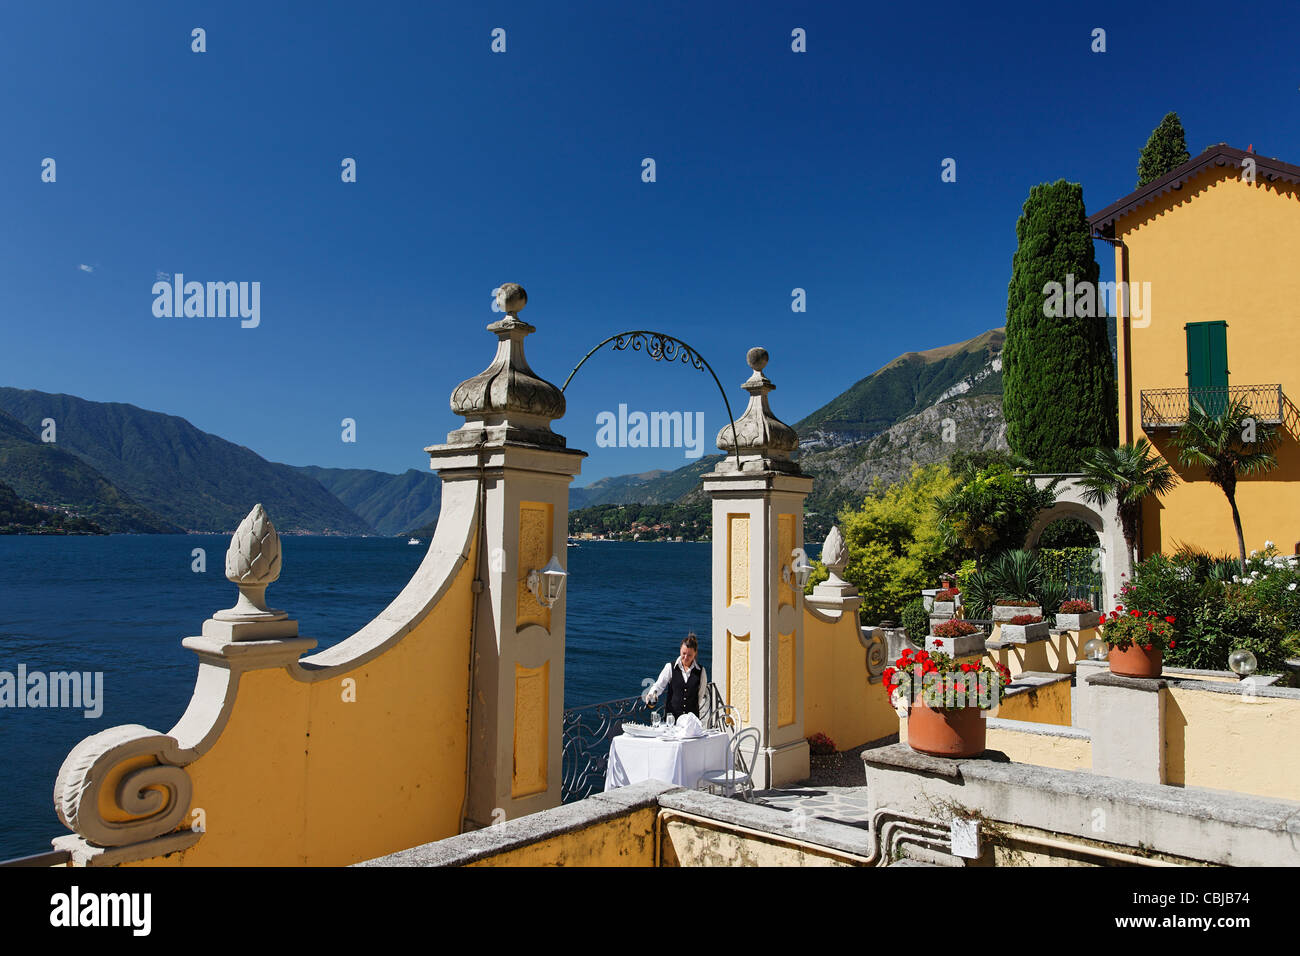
1185,321 -> 1228,414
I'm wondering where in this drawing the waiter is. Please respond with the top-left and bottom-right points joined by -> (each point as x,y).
643,633 -> 708,721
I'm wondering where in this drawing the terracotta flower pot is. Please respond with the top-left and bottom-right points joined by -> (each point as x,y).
1108,642 -> 1163,678
907,699 -> 987,758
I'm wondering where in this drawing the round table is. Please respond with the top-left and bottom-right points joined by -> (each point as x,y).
603,729 -> 732,791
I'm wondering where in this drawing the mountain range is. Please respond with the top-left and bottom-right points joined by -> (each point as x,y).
0,325 -> 1015,538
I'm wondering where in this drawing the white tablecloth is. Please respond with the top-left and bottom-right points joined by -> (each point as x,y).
604,730 -> 732,791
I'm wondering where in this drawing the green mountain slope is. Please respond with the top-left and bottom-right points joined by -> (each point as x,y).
0,479 -> 103,534
0,390 -> 372,534
568,327 -> 1012,542
294,466 -> 441,537
0,409 -> 181,533
796,328 -> 1005,445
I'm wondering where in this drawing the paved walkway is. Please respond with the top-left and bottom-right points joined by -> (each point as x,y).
752,785 -> 874,830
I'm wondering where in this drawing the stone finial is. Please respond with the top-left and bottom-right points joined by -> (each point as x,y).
823,525 -> 848,586
447,283 -> 567,448
714,345 -> 800,471
214,504 -> 287,622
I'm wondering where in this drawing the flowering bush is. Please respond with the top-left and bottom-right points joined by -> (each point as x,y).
1126,546 -> 1300,672
932,619 -> 980,638
934,589 -> 960,602
807,732 -> 836,756
1059,599 -> 1094,614
1008,614 -> 1043,626
883,645 -> 1010,711
1100,606 -> 1175,650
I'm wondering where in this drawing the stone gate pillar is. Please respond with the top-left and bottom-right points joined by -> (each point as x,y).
703,347 -> 813,789
425,284 -> 585,829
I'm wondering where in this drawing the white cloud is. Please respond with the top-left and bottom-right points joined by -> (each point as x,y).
78,264 -> 94,273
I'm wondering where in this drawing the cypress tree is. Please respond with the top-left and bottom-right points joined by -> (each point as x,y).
1136,112 -> 1191,186
1003,180 -> 1118,472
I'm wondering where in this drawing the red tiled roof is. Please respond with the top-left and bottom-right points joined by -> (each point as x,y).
1089,144 -> 1300,235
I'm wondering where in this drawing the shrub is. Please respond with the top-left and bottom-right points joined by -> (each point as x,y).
932,619 -> 980,638
1059,599 -> 1094,613
1008,614 -> 1043,626
934,589 -> 959,602
807,732 -> 836,756
900,598 -> 929,642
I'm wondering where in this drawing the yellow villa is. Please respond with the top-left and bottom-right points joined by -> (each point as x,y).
1089,144 -> 1300,559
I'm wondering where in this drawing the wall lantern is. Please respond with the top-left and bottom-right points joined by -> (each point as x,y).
783,547 -> 815,589
527,555 -> 567,608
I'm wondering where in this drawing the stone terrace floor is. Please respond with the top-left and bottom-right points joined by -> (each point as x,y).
751,740 -> 882,829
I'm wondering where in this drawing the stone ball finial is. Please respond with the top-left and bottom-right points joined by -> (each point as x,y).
747,347 -> 769,371
494,283 -> 527,314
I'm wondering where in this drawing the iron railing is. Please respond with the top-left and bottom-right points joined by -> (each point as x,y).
560,682 -> 734,804
1140,385 -> 1286,429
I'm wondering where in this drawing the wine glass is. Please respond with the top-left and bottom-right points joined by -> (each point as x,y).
651,709 -> 661,728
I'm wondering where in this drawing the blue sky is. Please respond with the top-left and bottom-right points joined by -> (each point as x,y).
3,1 -> 1298,484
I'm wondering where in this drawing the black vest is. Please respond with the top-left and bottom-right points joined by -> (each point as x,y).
666,663 -> 703,718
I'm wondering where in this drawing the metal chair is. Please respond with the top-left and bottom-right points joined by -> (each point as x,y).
696,727 -> 760,801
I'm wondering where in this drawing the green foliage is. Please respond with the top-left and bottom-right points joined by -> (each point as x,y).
1171,396 -> 1281,569
1002,180 -> 1117,471
1136,112 -> 1191,187
1038,547 -> 1102,604
836,463 -> 959,623
0,480 -> 102,534
1077,439 -> 1178,559
1036,517 -> 1096,549
935,463 -> 1057,562
1119,549 -> 1300,673
900,598 -> 929,642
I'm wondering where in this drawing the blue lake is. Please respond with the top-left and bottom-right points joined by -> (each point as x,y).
0,536 -> 710,859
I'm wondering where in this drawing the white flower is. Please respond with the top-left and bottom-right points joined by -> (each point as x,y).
1233,576 -> 1241,583
1250,550 -> 1258,557
1289,583 -> 1297,592
1243,578 -> 1254,585
1265,540 -> 1275,549
1251,570 -> 1260,578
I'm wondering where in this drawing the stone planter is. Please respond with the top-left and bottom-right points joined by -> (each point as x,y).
993,604 -> 1042,622
931,601 -> 957,619
907,699 -> 987,758
1108,642 -> 1163,679
927,628 -> 986,658
999,620 -> 1050,644
1057,611 -> 1101,631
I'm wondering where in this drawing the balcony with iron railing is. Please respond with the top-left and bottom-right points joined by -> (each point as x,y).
1139,384 -> 1298,436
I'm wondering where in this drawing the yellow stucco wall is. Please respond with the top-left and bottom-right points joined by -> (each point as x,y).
1111,166 -> 1300,557
465,808 -> 658,867
803,610 -> 897,751
1164,684 -> 1300,800
993,678 -> 1072,727
122,544 -> 478,867
984,727 -> 1091,771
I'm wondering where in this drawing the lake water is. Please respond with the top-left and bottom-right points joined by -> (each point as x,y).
0,536 -> 710,860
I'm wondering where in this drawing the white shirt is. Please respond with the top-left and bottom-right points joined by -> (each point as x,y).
647,656 -> 708,718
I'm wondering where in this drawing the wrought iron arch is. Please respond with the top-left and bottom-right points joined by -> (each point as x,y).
562,331 -> 742,469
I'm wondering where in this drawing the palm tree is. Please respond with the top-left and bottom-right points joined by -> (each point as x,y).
1076,439 -> 1178,564
1171,396 -> 1280,571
